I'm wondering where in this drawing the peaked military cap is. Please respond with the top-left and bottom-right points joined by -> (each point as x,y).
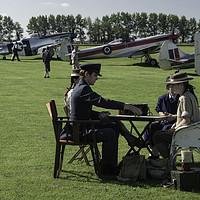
80,63 -> 102,76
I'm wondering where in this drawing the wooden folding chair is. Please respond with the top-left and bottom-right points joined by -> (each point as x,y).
63,105 -> 93,166
46,99 -> 101,178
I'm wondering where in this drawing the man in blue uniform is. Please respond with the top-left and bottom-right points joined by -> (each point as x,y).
144,76 -> 179,158
69,63 -> 142,176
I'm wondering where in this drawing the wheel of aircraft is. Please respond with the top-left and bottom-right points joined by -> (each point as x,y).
3,56 -> 6,60
149,58 -> 158,66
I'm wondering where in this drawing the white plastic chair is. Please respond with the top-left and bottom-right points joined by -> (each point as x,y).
170,121 -> 200,169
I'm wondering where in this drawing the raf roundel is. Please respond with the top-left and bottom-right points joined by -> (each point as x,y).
102,46 -> 112,55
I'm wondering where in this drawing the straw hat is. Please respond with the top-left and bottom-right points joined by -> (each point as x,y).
166,72 -> 194,84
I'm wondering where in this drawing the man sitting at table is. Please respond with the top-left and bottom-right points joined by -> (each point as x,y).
68,63 -> 142,176
144,76 -> 179,159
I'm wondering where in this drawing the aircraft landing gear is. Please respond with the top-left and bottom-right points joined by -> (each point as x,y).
145,53 -> 158,66
3,56 -> 6,60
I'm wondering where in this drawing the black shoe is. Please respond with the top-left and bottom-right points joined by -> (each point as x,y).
44,76 -> 46,78
47,76 -> 50,78
100,164 -> 119,176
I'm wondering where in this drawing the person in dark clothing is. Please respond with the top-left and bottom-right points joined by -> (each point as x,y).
11,42 -> 20,61
42,47 -> 51,78
67,63 -> 142,176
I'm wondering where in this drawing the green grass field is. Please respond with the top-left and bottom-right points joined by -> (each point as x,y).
1,45 -> 200,199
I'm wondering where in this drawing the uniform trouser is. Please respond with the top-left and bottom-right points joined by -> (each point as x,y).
90,122 -> 119,166
11,52 -> 20,61
60,122 -> 119,166
144,122 -> 173,145
153,129 -> 174,158
45,62 -> 50,72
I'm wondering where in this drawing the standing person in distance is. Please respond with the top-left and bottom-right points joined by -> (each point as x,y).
42,47 -> 51,78
11,42 -> 20,61
71,46 -> 80,70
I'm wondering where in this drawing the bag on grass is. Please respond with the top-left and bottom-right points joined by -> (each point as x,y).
117,154 -> 146,181
146,158 -> 171,180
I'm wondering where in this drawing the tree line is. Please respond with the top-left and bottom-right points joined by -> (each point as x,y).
0,15 -> 23,42
1,12 -> 200,43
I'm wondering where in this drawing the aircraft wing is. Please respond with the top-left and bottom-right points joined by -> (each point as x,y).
126,45 -> 160,58
37,44 -> 58,54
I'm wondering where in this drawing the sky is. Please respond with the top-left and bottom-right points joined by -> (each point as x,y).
1,0 -> 200,36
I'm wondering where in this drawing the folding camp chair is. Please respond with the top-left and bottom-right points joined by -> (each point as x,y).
170,121 -> 200,169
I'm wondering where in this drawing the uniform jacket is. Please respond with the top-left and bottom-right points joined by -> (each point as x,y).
42,50 -> 51,63
155,93 -> 179,124
69,79 -> 124,121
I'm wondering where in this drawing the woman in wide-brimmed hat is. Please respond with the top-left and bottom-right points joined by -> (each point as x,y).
153,72 -> 200,159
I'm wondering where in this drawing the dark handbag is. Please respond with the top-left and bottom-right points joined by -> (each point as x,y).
119,103 -> 150,116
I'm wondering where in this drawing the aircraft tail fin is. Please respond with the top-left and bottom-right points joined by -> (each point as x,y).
159,40 -> 188,70
195,32 -> 200,75
60,39 -> 72,61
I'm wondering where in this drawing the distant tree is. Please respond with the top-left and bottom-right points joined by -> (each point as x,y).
3,16 -> 15,41
101,15 -> 113,43
92,17 -> 102,43
27,17 -> 40,35
168,14 -> 179,33
137,12 -> 148,37
37,15 -> 49,36
110,12 -> 123,40
55,15 -> 63,33
60,15 -> 69,33
86,16 -> 93,42
148,13 -> 158,36
179,16 -> 189,43
48,14 -> 56,34
157,13 -> 168,34
75,14 -> 87,43
133,13 -> 141,38
0,15 -> 3,39
120,12 -> 133,42
66,15 -> 76,32
14,22 -> 23,40
188,17 -> 197,42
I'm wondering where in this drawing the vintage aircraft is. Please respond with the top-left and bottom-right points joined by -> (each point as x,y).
0,32 -> 77,60
60,32 -> 179,66
158,32 -> 200,75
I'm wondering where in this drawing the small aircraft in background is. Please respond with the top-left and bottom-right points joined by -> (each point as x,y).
0,32 -> 77,60
158,32 -> 200,75
60,31 -> 179,66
